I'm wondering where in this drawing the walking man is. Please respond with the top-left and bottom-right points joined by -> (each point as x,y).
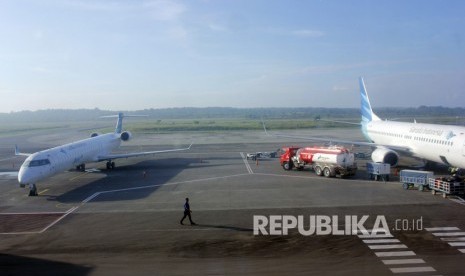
180,197 -> 196,225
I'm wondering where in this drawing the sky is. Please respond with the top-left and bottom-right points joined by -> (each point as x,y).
0,0 -> 464,112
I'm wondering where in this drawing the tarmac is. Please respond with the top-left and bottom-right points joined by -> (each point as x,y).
1,128 -> 465,275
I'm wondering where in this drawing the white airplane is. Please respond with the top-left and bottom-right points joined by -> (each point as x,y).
16,113 -> 192,196
265,77 -> 465,170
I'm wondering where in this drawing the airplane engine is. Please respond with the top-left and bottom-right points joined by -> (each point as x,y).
120,131 -> 132,141
371,148 -> 399,166
90,133 -> 100,137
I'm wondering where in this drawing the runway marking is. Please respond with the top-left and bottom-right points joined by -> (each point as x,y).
382,259 -> 425,265
375,251 -> 416,257
368,244 -> 407,250
359,230 -> 438,274
390,267 -> 436,273
38,189 -> 49,195
425,227 -> 459,231
441,237 -> 465,241
425,226 -> 465,254
432,232 -> 465,236
448,242 -> 465,247
239,152 -> 254,174
362,239 -> 400,244
358,234 -> 394,239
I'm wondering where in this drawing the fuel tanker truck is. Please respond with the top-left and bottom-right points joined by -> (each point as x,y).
280,146 -> 357,178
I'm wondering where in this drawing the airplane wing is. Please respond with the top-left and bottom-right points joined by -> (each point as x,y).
97,143 -> 193,161
262,123 -> 411,152
316,118 -> 361,125
15,145 -> 32,156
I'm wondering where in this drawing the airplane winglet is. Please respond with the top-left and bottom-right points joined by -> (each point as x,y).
15,145 -> 31,156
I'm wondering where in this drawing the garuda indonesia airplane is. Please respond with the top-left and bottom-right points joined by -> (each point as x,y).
16,113 -> 192,196
266,77 -> 465,170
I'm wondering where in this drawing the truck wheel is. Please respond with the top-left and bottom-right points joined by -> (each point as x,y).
402,183 -> 409,190
323,167 -> 331,178
283,162 -> 291,171
315,166 -> 323,176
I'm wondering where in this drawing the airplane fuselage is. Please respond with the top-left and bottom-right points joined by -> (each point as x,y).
365,120 -> 465,168
18,133 -> 121,185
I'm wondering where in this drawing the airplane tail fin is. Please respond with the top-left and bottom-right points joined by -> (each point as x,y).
359,77 -> 380,123
100,113 -> 147,134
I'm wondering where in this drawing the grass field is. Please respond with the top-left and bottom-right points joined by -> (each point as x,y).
0,116 -> 463,137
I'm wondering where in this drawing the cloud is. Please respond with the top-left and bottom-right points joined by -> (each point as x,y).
166,26 -> 188,40
291,29 -> 325,38
332,85 -> 350,92
61,0 -> 187,22
144,0 -> 186,21
30,66 -> 52,74
208,23 -> 227,32
62,0 -> 132,12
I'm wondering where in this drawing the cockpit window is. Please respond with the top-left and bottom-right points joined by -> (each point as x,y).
22,159 -> 51,167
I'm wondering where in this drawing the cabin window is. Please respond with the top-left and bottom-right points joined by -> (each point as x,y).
23,159 -> 51,167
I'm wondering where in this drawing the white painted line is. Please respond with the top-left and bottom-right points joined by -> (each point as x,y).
0,212 -> 67,215
358,234 -> 394,239
390,266 -> 435,273
239,152 -> 253,174
82,192 -> 101,203
0,208 -> 77,235
363,239 -> 400,244
441,237 -> 465,241
425,227 -> 460,231
449,198 -> 465,205
0,231 -> 41,235
368,244 -> 407,250
375,251 -> 415,257
432,232 -> 465,237
458,249 -> 465,253
448,242 -> 465,247
382,259 -> 425,265
39,206 -> 79,233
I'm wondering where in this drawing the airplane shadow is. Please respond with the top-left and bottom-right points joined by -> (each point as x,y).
0,253 -> 93,276
48,157 -> 224,204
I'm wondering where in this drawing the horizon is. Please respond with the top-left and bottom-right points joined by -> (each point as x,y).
1,1 -> 464,112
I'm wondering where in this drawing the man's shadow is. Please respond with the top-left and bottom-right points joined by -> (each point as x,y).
193,224 -> 253,232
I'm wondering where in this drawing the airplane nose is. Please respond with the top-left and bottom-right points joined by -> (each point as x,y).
18,168 -> 33,185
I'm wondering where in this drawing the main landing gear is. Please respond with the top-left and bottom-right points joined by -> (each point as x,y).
106,161 -> 116,170
76,163 -> 86,172
29,183 -> 38,196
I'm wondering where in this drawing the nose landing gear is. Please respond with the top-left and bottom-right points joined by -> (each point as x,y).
29,183 -> 38,196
